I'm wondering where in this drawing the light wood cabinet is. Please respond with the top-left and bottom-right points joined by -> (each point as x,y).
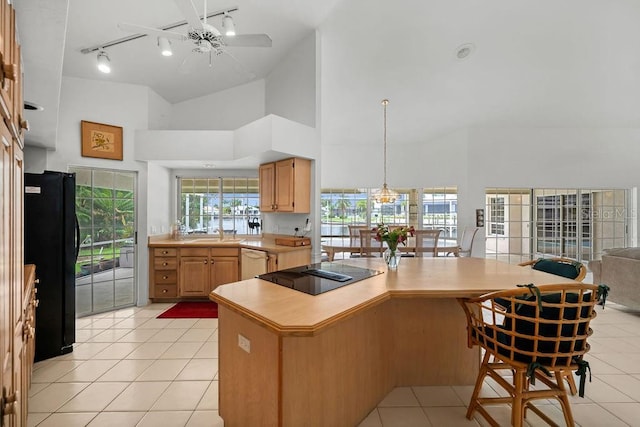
149,246 -> 240,300
150,248 -> 178,299
267,248 -> 312,273
259,157 -> 311,213
179,248 -> 239,297
0,1 -> 25,424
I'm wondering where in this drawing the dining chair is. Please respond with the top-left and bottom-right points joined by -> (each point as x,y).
517,257 -> 588,395
458,283 -> 603,427
348,225 -> 370,257
457,226 -> 481,257
358,228 -> 383,257
413,229 -> 442,257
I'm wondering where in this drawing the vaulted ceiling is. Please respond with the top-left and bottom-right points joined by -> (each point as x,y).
15,0 -> 640,153
17,0 -> 342,148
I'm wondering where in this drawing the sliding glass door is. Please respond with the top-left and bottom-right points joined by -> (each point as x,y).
71,167 -> 137,316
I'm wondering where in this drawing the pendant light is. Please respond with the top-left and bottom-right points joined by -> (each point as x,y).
373,99 -> 398,204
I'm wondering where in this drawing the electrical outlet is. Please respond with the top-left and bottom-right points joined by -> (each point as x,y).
238,334 -> 251,353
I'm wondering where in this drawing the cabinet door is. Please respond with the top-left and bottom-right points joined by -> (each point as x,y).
0,5 -> 16,123
1,123 -> 15,427
259,162 -> 275,212
179,256 -> 209,296
210,257 -> 239,292
274,158 -> 295,212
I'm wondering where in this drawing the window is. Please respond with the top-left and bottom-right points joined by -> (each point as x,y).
320,187 -> 458,247
488,197 -> 505,236
178,177 -> 259,235
485,187 -> 629,264
321,188 -> 369,237
423,187 -> 458,246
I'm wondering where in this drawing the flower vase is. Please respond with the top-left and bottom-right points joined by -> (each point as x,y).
384,247 -> 401,269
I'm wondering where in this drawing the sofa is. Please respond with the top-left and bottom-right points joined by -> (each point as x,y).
589,247 -> 640,310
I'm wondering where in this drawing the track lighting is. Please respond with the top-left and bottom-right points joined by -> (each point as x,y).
222,13 -> 236,36
96,50 -> 111,73
158,37 -> 172,56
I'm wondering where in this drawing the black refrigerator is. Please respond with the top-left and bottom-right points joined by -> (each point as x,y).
24,171 -> 78,362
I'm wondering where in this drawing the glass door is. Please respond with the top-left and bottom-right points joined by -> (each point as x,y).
71,167 -> 136,316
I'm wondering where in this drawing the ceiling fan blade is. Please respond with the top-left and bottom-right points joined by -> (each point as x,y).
223,50 -> 257,80
177,55 -> 197,75
222,34 -> 272,48
118,23 -> 186,41
173,0 -> 204,30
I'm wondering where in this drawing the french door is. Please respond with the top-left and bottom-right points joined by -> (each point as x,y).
70,167 -> 137,316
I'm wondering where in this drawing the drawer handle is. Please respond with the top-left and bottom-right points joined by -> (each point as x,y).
204,260 -> 208,264
163,275 -> 168,280
162,262 -> 168,266
162,289 -> 168,293
162,250 -> 169,254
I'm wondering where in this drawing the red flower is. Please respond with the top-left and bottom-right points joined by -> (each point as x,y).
372,224 -> 415,251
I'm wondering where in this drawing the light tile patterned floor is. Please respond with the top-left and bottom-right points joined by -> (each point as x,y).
28,301 -> 640,426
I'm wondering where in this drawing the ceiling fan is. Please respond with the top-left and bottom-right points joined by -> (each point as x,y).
118,0 -> 271,67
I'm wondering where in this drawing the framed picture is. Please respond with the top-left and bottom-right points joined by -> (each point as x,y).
81,120 -> 123,160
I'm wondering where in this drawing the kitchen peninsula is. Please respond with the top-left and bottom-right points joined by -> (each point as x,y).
209,257 -> 579,427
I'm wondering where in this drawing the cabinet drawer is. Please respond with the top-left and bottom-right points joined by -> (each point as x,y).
154,248 -> 177,257
154,271 -> 177,284
210,247 -> 239,257
154,257 -> 177,270
154,284 -> 177,298
180,248 -> 209,257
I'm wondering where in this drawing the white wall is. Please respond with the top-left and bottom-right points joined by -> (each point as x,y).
39,76 -> 153,306
148,88 -> 172,130
265,32 -> 316,128
169,79 -> 266,130
147,163 -> 172,236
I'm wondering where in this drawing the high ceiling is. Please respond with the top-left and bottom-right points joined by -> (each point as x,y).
16,0 -> 342,148
16,0 -> 640,155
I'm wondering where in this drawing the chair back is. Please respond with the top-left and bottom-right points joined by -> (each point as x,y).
459,283 -> 600,370
348,225 -> 369,254
519,257 -> 587,282
458,227 -> 480,257
413,229 -> 441,257
358,228 -> 383,257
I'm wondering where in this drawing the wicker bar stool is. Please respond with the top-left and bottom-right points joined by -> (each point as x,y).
458,283 -> 604,427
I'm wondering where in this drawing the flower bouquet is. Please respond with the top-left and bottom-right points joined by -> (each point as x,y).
372,224 -> 415,268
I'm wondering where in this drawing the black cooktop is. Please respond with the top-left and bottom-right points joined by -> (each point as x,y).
257,262 -> 384,295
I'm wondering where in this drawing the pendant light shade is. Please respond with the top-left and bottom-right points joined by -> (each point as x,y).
373,99 -> 398,204
96,50 -> 111,73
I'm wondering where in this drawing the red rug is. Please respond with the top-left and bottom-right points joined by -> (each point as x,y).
157,301 -> 218,319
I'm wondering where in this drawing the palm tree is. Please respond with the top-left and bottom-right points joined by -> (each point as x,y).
335,198 -> 351,219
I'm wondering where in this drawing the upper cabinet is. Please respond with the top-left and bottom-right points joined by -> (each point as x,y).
259,157 -> 311,213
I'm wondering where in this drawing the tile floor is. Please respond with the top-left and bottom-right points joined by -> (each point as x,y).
28,301 -> 640,426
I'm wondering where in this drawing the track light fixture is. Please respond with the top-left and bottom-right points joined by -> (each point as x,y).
96,50 -> 111,73
222,13 -> 236,36
158,37 -> 173,56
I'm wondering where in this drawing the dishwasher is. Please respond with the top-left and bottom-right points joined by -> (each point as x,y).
241,248 -> 268,280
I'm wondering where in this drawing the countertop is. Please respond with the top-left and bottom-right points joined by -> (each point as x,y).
148,234 -> 312,254
209,257 -> 579,336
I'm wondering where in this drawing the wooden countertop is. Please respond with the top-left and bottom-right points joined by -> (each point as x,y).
148,234 -> 311,254
210,257 -> 579,336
